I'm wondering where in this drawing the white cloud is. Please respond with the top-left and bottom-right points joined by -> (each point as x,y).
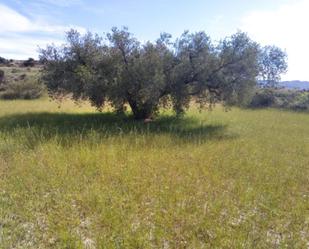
0,35 -> 63,59
0,4 -> 86,34
242,0 -> 309,81
0,4 -> 33,32
0,3 -> 86,59
37,0 -> 83,7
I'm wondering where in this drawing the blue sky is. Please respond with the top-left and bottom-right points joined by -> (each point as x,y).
0,0 -> 308,80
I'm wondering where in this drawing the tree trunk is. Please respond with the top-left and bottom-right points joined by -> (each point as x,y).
133,109 -> 153,120
127,99 -> 153,120
131,106 -> 153,120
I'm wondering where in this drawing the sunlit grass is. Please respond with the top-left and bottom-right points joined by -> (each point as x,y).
0,99 -> 308,248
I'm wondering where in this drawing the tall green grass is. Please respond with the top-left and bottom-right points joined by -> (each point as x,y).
0,99 -> 308,248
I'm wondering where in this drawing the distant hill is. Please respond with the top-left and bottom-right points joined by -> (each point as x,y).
279,81 -> 309,90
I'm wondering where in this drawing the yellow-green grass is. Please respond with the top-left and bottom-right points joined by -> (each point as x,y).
0,99 -> 308,248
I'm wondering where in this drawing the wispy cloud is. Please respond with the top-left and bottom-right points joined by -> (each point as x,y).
12,0 -> 84,8
242,0 -> 309,81
35,0 -> 83,7
0,34 -> 63,59
0,4 -> 33,32
0,3 -> 86,59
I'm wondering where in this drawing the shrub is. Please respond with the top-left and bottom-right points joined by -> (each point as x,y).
23,58 -> 36,67
249,89 -> 276,108
11,68 -> 20,74
0,56 -> 8,64
289,92 -> 309,110
0,78 -> 44,100
0,69 -> 4,83
248,88 -> 309,111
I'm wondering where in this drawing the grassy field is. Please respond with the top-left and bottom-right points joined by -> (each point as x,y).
0,99 -> 308,248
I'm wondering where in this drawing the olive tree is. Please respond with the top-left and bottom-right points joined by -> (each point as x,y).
40,27 -> 287,119
259,45 -> 288,87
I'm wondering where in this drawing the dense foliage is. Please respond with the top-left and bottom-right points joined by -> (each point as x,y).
40,28 -> 287,119
249,88 -> 309,110
23,58 -> 36,67
0,56 -> 8,65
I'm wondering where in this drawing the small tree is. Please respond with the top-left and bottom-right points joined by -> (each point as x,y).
259,46 -> 287,87
0,56 -> 8,64
23,58 -> 36,67
40,28 -> 287,119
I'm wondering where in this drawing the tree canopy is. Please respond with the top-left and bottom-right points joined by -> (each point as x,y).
40,27 -> 287,119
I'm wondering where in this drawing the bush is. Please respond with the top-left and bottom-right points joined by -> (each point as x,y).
23,58 -> 36,67
248,88 -> 309,111
0,78 -> 44,100
0,56 -> 8,64
11,68 -> 20,74
249,89 -> 276,108
289,92 -> 309,110
0,69 -> 4,83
